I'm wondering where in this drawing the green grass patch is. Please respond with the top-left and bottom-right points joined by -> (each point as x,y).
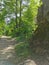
15,42 -> 30,58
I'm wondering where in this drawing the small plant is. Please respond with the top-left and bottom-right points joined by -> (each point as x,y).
15,42 -> 29,58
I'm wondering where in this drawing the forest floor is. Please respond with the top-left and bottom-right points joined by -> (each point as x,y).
0,36 -> 49,65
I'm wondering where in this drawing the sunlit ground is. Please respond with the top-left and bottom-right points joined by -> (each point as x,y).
0,36 -> 49,65
0,36 -> 16,65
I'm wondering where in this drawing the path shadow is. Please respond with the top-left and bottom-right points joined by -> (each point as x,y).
0,36 -> 17,64
17,50 -> 49,65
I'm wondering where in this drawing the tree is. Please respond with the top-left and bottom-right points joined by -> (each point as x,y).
0,0 -> 41,38
0,0 -> 30,36
20,0 -> 41,38
19,0 -> 22,26
16,0 -> 18,28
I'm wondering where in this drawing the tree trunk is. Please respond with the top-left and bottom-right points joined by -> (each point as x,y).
30,11 -> 49,54
16,0 -> 18,28
19,0 -> 22,27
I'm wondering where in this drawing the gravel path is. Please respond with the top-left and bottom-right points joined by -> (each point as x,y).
0,36 -> 16,65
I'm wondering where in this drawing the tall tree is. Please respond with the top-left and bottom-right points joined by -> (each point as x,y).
19,0 -> 22,27
16,0 -> 18,28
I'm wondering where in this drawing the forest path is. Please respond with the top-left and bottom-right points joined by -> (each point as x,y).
0,36 -> 16,65
0,36 -> 49,65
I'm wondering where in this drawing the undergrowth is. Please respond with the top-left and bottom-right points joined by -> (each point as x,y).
15,40 -> 30,59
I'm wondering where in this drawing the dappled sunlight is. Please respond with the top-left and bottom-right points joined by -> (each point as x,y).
24,59 -> 37,65
0,36 -> 16,43
0,45 -> 15,60
17,59 -> 37,65
0,36 -> 49,65
6,54 -> 13,59
0,37 -> 16,65
0,36 -> 38,65
1,36 -> 11,38
0,45 -> 14,54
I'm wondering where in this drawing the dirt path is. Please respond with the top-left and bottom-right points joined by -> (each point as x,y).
0,36 -> 16,65
0,36 -> 49,65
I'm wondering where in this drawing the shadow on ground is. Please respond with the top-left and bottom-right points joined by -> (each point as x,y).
16,40 -> 49,65
0,36 -> 17,65
17,50 -> 49,65
0,36 -> 49,65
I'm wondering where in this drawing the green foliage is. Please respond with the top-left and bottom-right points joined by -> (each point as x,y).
4,20 -> 16,36
0,0 -> 42,61
0,20 -> 5,35
0,0 -> 41,38
15,42 -> 29,58
17,0 -> 41,38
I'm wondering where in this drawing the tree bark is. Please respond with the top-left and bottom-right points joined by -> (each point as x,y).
19,0 -> 22,27
16,0 -> 18,28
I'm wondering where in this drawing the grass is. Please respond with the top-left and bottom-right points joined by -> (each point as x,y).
15,41 -> 30,59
